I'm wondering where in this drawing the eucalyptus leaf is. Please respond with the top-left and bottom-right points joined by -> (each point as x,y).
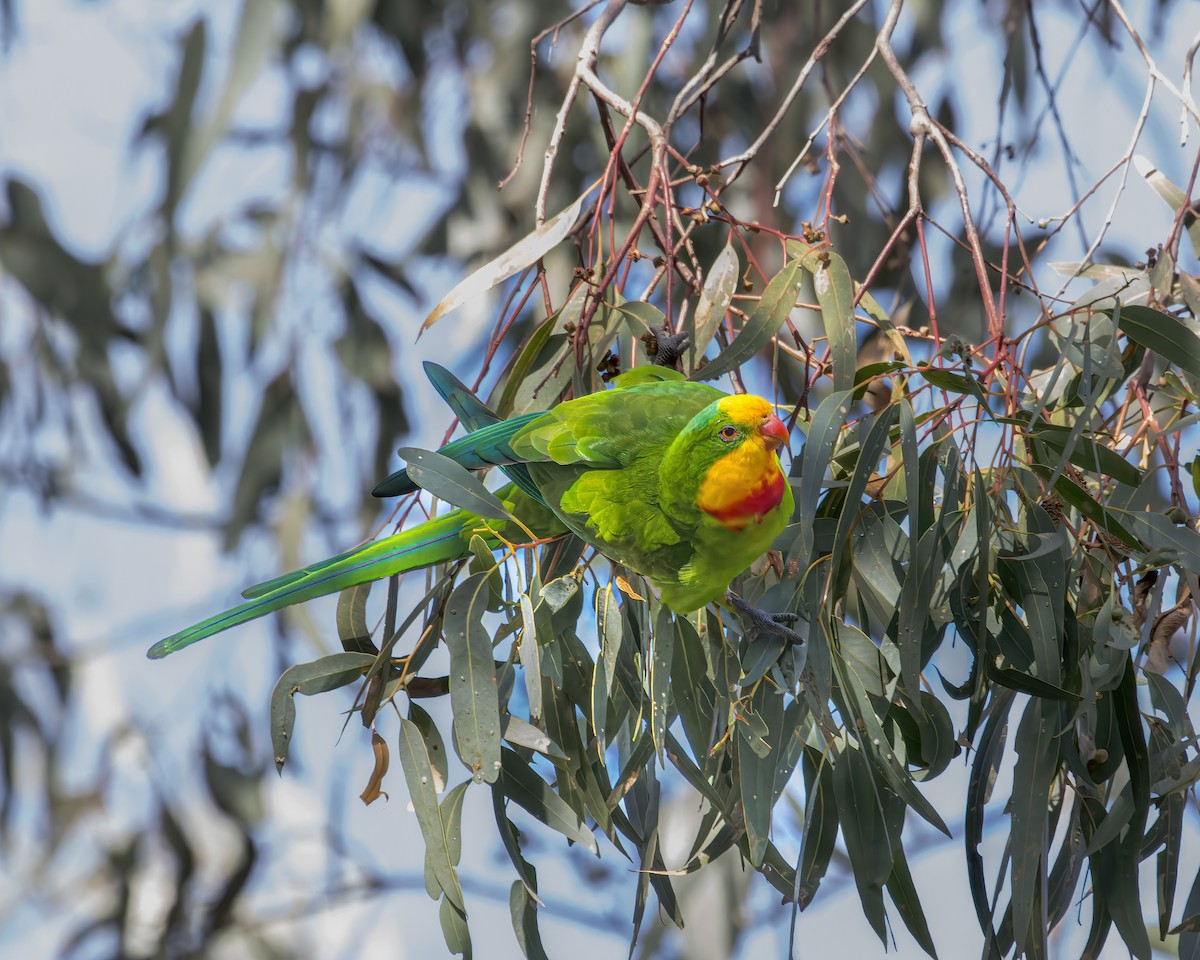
445,573 -> 502,783
399,715 -> 465,912
424,191 -> 587,329
397,447 -> 511,520
691,260 -> 802,382
688,240 -> 739,375
270,653 -> 373,773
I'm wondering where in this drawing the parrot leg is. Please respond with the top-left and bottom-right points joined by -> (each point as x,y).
723,590 -> 805,646
647,326 -> 691,368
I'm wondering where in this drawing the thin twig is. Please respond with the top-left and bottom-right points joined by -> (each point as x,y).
716,0 -> 872,184
499,1 -> 605,191
537,0 -> 627,224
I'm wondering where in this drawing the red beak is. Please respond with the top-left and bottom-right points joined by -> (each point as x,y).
759,413 -> 789,453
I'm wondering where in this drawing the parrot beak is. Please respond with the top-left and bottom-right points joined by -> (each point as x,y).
759,414 -> 789,453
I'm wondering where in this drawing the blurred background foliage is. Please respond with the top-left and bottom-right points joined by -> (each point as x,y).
1,0 -> 1198,958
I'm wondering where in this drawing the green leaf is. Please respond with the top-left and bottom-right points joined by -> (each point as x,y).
509,878 -> 550,960
966,689 -> 1014,958
671,615 -> 716,760
613,298 -> 664,337
495,315 -> 557,418
1005,557 -> 1062,687
691,260 -> 802,382
836,626 -> 893,699
445,573 -> 502,783
795,389 -> 854,562
592,584 -> 624,753
797,746 -> 838,908
832,405 -> 899,586
490,785 -> 540,898
1029,464 -> 1143,548
650,606 -> 675,763
396,447 -> 510,520
442,780 -> 470,865
518,592 -> 541,721
1118,510 -> 1200,574
335,582 -> 376,655
423,191 -> 587,330
1116,304 -> 1200,385
905,692 -> 959,781
501,715 -> 566,761
1015,419 -> 1142,487
916,363 -> 996,405
399,715 -> 465,911
688,240 -> 739,375
539,574 -> 578,612
499,748 -> 598,855
504,288 -> 594,416
410,702 -> 449,793
270,653 -> 373,773
833,743 -> 900,942
439,897 -> 471,958
799,247 -> 857,393
737,682 -> 784,868
886,843 -> 939,959
832,623 -> 951,836
1010,698 -> 1060,956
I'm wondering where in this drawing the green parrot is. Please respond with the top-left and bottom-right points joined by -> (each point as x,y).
148,363 -> 795,659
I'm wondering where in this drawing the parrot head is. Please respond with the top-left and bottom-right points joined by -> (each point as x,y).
664,394 -> 790,530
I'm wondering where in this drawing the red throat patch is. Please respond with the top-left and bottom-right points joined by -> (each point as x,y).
699,468 -> 785,529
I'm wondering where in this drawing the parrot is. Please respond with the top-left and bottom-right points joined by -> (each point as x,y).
148,362 -> 796,659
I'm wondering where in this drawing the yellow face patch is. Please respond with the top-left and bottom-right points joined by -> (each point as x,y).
695,397 -> 786,528
717,394 -> 774,425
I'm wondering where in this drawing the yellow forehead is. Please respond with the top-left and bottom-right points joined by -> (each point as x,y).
717,394 -> 772,424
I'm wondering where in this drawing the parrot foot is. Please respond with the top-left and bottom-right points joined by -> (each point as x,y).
723,590 -> 805,646
646,325 -> 691,368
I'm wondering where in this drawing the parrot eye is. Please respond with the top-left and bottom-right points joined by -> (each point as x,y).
718,425 -> 739,442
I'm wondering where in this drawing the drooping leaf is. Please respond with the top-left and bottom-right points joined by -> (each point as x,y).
886,843 -> 939,959
509,878 -> 550,960
650,605 -> 675,762
439,896 -> 471,958
799,247 -> 857,393
270,653 -> 373,772
411,702 -> 449,794
445,573 -> 502,783
797,745 -> 838,908
1009,697 -> 1060,956
687,240 -> 739,375
399,715 -> 465,912
737,680 -> 784,867
1116,304 -> 1200,385
833,742 -> 900,942
424,192 -> 587,329
396,447 -> 511,520
499,749 -> 598,855
691,260 -> 802,382
335,582 -> 376,655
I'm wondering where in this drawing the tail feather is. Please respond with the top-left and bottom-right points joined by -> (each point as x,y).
372,411 -> 543,499
148,508 -> 494,659
151,481 -> 569,659
423,362 -> 500,431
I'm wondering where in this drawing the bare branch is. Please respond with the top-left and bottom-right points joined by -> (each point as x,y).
716,0 -> 872,183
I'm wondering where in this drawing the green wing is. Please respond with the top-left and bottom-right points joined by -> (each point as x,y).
511,377 -> 721,467
510,379 -> 724,584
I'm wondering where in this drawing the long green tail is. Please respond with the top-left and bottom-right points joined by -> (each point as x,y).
148,484 -> 566,659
